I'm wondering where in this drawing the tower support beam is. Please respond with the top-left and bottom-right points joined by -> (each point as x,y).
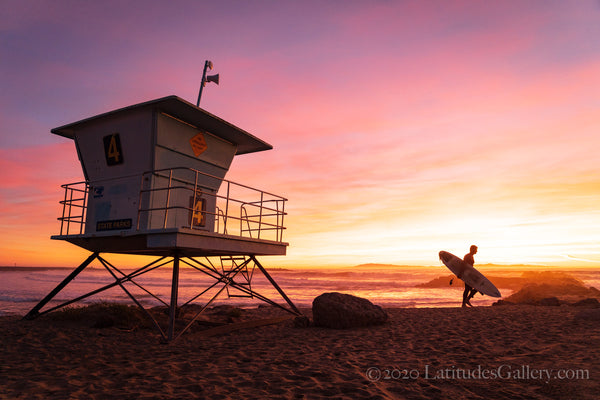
23,252 -> 99,320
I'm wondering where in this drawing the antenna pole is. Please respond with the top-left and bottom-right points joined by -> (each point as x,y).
196,60 -> 211,107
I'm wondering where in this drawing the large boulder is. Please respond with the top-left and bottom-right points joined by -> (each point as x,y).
312,292 -> 388,329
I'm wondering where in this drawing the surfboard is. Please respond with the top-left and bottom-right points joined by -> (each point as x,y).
438,251 -> 501,298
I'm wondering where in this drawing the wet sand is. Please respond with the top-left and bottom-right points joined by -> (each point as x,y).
1,305 -> 599,399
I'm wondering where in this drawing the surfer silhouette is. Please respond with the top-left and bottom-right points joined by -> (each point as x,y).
461,245 -> 478,307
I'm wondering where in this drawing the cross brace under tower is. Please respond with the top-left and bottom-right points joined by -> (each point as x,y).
24,253 -> 301,342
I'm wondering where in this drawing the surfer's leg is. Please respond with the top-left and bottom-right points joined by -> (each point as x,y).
466,288 -> 477,306
462,286 -> 470,307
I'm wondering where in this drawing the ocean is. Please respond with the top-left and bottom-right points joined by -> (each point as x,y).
2,264 -> 600,317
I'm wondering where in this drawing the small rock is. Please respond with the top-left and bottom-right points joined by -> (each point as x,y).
539,297 -> 560,306
492,300 -> 515,306
571,298 -> 600,308
293,315 -> 311,328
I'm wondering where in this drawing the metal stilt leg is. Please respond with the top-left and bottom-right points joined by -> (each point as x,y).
251,256 -> 301,315
23,252 -> 99,320
167,254 -> 180,342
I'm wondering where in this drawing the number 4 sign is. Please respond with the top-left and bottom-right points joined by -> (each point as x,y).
190,192 -> 206,228
103,133 -> 124,165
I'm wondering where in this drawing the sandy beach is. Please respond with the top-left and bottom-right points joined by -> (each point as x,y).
1,304 -> 598,400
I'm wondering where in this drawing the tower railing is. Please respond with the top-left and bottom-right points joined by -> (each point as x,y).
56,181 -> 88,236
55,168 -> 287,243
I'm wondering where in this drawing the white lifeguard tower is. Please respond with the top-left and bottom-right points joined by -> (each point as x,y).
25,95 -> 300,341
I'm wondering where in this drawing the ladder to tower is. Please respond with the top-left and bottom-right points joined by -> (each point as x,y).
220,256 -> 255,298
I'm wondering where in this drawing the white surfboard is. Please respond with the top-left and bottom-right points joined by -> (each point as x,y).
439,251 -> 501,298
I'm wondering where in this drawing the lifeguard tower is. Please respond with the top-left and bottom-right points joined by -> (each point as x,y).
25,95 -> 300,341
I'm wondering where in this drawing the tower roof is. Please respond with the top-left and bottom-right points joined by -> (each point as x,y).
51,95 -> 273,155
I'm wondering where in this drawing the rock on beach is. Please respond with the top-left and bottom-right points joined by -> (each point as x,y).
312,292 -> 388,329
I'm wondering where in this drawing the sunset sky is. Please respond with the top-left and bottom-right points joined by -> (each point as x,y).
1,0 -> 599,268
